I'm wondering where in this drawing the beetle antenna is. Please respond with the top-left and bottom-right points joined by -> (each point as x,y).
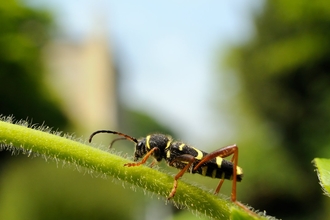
109,137 -> 127,149
88,130 -> 138,145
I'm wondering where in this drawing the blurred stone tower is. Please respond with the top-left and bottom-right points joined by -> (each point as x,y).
44,30 -> 117,134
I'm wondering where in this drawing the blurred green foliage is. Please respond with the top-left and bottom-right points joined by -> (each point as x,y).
314,158 -> 330,197
221,0 -> 330,219
0,0 -> 68,128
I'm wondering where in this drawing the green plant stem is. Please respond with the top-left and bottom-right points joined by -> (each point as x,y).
0,120 -> 264,220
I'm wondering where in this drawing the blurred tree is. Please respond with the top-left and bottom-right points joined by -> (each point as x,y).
0,0 -> 69,129
222,0 -> 330,219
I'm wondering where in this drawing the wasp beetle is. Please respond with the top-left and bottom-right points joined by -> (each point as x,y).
89,130 -> 251,212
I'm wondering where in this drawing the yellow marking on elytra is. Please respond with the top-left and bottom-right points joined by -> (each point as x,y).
166,150 -> 171,158
146,135 -> 151,149
216,156 -> 223,168
228,166 -> 243,180
191,147 -> 203,160
178,143 -> 185,151
237,166 -> 243,175
165,140 -> 172,149
212,169 -> 217,178
201,166 -> 208,176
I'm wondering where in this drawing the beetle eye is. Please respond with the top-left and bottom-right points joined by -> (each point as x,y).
137,142 -> 143,149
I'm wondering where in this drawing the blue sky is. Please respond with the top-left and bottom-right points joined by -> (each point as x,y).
29,0 -> 263,145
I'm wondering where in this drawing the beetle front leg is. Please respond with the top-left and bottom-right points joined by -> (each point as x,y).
124,147 -> 159,167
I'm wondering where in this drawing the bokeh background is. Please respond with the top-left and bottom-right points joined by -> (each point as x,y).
0,0 -> 330,219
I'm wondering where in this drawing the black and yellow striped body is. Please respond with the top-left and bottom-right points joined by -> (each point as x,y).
136,134 -> 243,181
165,142 -> 243,181
89,129 -> 252,214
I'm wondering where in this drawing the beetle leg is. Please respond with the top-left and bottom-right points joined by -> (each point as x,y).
124,147 -> 159,167
193,144 -> 239,201
167,154 -> 196,199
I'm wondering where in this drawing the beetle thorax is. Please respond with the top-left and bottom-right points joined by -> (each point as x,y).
134,134 -> 172,162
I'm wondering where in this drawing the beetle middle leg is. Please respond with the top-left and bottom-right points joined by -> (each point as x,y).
168,154 -> 196,199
